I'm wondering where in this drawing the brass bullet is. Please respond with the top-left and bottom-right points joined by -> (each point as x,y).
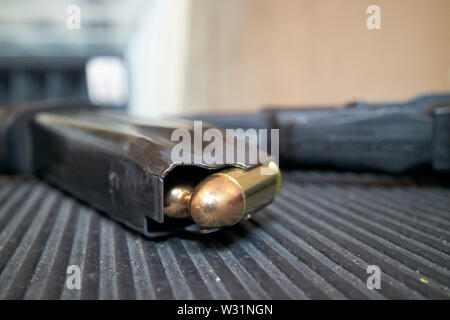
164,185 -> 193,218
189,161 -> 282,228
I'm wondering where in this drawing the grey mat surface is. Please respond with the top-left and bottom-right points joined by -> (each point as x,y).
0,172 -> 449,299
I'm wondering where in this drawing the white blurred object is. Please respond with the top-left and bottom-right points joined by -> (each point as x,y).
86,56 -> 129,106
126,0 -> 192,117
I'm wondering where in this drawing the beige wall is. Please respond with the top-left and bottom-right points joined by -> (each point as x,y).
184,0 -> 450,113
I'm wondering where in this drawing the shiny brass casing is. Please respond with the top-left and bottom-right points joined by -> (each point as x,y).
188,161 -> 281,228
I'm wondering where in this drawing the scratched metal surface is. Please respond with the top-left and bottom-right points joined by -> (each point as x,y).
0,171 -> 449,300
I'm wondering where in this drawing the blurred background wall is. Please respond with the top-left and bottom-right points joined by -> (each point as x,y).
0,0 -> 144,107
0,0 -> 449,116
183,0 -> 450,113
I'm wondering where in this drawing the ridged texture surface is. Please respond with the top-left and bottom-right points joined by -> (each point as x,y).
0,172 -> 449,300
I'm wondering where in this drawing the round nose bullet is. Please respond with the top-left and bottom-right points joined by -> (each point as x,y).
188,174 -> 245,228
189,161 -> 281,228
164,185 -> 193,218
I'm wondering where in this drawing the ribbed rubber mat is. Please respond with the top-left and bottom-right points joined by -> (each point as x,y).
0,172 -> 449,300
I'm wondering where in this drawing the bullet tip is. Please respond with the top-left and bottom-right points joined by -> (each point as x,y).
189,173 -> 245,228
164,185 -> 193,218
